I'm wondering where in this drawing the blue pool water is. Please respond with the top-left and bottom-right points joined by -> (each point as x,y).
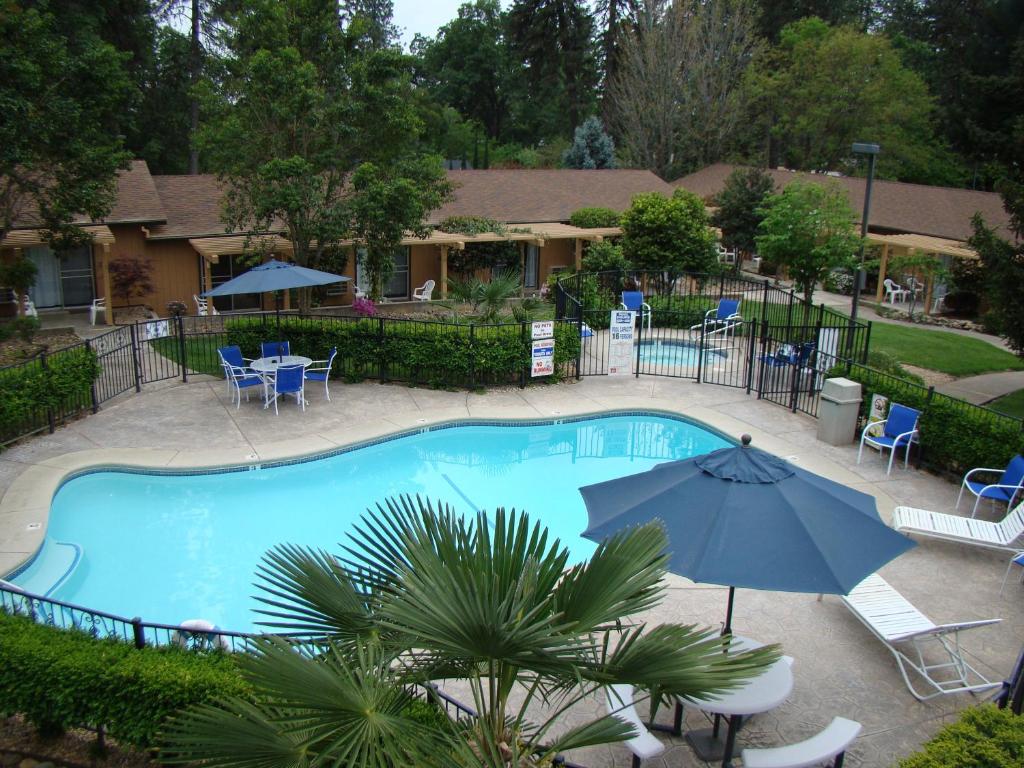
11,414 -> 729,632
639,340 -> 727,367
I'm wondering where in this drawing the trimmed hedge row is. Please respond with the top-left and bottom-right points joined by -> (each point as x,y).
0,611 -> 249,748
835,363 -> 1024,476
897,705 -> 1023,767
225,316 -> 581,388
0,346 -> 100,444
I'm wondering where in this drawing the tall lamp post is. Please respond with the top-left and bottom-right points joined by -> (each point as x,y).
850,142 -> 880,328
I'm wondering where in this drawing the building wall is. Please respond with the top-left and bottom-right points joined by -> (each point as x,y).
539,239 -> 575,278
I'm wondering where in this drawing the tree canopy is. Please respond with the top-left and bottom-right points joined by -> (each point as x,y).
0,3 -> 133,245
620,190 -> 719,274
562,116 -> 617,168
713,167 -> 776,255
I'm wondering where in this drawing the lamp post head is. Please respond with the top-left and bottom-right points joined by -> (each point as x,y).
852,142 -> 881,156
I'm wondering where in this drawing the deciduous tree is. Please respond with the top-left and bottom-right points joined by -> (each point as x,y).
0,4 -> 132,247
755,181 -> 860,306
621,189 -> 718,274
712,167 -> 776,257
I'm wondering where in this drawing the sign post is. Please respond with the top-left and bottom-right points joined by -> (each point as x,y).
608,310 -> 636,376
531,320 -> 555,378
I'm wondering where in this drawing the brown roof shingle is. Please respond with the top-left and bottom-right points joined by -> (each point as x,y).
673,163 -> 1012,242
147,174 -> 231,239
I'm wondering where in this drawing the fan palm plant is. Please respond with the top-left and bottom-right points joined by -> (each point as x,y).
161,496 -> 777,767
445,269 -> 524,323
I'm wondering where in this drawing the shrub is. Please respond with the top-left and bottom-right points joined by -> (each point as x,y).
897,704 -> 1024,768
0,316 -> 41,344
833,362 -> 1024,476
569,207 -> 621,228
581,241 -> 630,273
0,611 -> 250,748
823,269 -> 854,295
621,190 -> 718,275
225,315 -> 580,387
0,345 -> 100,443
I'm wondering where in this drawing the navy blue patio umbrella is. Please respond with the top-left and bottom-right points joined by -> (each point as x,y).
580,435 -> 915,635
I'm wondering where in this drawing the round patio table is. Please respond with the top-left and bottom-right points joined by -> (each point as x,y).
679,635 -> 794,768
249,355 -> 313,374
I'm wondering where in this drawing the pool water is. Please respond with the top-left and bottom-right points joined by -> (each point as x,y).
639,339 -> 727,368
12,414 -> 729,632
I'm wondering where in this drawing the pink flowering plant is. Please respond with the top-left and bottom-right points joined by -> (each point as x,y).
352,297 -> 377,317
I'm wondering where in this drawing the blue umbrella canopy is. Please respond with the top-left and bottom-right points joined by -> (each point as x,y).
202,259 -> 348,296
580,435 -> 914,631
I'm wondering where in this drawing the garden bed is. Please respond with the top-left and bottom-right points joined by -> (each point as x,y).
0,330 -> 82,368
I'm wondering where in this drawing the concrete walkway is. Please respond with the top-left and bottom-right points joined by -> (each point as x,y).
1,375 -> 1021,768
933,370 -> 1024,405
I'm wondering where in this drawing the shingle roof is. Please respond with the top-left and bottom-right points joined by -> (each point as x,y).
147,174 -> 232,239
145,168 -> 675,239
429,169 -> 674,224
673,163 -> 1012,242
5,160 -> 166,230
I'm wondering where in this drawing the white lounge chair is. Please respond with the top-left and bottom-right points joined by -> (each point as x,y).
892,502 -> 1024,553
604,684 -> 665,768
413,279 -> 435,301
840,573 -> 1001,700
742,717 -> 862,768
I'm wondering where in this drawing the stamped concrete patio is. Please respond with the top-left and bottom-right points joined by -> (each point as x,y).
0,374 -> 1021,767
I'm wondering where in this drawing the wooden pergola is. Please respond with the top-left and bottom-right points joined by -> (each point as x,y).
1,225 -> 118,323
868,232 -> 978,314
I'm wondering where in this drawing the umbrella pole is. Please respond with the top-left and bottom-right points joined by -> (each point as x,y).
722,586 -> 735,636
275,291 -> 281,331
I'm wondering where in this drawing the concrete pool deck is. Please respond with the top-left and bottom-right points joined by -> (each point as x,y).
0,374 -> 1021,767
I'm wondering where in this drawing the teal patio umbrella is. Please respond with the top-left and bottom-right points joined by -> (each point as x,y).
202,259 -> 349,320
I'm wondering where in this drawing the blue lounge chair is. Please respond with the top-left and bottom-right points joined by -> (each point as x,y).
857,403 -> 920,475
304,347 -> 338,401
620,291 -> 652,331
957,454 -> 1024,518
691,298 -> 742,337
261,340 -> 290,359
217,346 -> 264,409
266,364 -> 306,415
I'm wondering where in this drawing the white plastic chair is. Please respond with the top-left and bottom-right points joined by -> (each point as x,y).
21,295 -> 38,318
882,279 -> 908,304
89,297 -> 106,325
742,717 -> 861,768
840,573 -> 1001,700
353,284 -> 367,300
413,279 -> 435,301
194,294 -> 218,316
604,684 -> 665,768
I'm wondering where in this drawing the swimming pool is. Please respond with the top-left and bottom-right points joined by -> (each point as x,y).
638,339 -> 727,368
10,414 -> 730,632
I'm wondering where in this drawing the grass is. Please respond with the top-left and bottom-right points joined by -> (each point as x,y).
865,322 -> 1024,377
150,334 -> 227,377
988,389 -> 1024,419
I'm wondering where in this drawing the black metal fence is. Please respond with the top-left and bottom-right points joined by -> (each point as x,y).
557,270 -> 872,418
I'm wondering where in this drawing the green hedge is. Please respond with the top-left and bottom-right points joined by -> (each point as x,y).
0,611 -> 250,748
834,363 -> 1024,476
569,207 -> 621,228
225,316 -> 581,388
897,705 -> 1024,767
0,346 -> 100,444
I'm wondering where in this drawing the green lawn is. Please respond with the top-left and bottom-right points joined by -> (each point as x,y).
866,322 -> 1024,377
150,334 -> 227,377
988,389 -> 1024,419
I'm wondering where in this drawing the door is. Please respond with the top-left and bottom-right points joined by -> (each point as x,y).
524,244 -> 540,289
210,255 -> 261,312
26,246 -> 62,307
60,245 -> 95,306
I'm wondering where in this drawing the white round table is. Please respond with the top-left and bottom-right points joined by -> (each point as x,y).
249,355 -> 312,374
680,635 -> 794,768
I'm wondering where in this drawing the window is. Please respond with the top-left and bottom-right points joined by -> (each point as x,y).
524,244 -> 540,289
355,247 -> 409,299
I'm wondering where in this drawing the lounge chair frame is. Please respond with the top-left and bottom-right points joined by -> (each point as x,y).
841,574 -> 1001,701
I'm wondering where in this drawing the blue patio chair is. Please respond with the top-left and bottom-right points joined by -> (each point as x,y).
857,403 -> 921,475
261,340 -> 291,359
957,454 -> 1024,518
266,364 -> 305,415
304,347 -> 338,401
217,347 -> 264,409
691,298 -> 743,337
620,291 -> 652,331
760,340 -> 815,369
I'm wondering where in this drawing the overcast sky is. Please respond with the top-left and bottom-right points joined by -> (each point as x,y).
392,0 -> 464,46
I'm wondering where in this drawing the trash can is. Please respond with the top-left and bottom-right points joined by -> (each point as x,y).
817,377 -> 862,446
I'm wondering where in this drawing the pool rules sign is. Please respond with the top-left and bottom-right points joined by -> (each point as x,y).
608,310 -> 635,375
531,320 -> 555,377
